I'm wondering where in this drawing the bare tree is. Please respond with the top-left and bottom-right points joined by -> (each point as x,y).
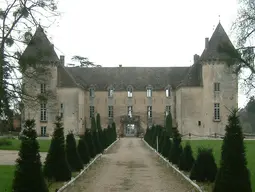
0,0 -> 60,119
219,0 -> 255,95
71,55 -> 102,67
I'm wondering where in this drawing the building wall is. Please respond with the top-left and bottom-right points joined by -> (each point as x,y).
202,61 -> 238,135
84,90 -> 174,133
23,65 -> 58,136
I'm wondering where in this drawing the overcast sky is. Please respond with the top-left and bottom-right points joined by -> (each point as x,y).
42,0 -> 248,107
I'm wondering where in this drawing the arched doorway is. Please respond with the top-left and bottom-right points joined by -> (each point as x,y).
120,115 -> 140,137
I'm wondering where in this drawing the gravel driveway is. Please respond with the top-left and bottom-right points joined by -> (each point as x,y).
0,150 -> 47,165
71,137 -> 192,192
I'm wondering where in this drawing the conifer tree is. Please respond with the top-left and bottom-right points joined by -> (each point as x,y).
165,112 -> 173,137
12,119 -> 48,192
161,133 -> 172,159
179,142 -> 195,172
112,122 -> 117,140
85,129 -> 96,158
43,116 -> 71,181
213,109 -> 252,192
168,127 -> 182,164
66,132 -> 83,171
190,148 -> 217,182
77,137 -> 91,165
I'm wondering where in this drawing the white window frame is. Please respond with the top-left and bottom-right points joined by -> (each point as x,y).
108,106 -> 114,118
40,83 -> 46,94
89,106 -> 95,118
214,103 -> 220,121
127,87 -> 133,98
127,106 -> 133,117
146,87 -> 152,97
147,106 -> 152,118
165,87 -> 171,97
108,88 -> 114,97
165,105 -> 171,116
214,82 -> 220,92
41,126 -> 47,136
40,102 -> 47,121
89,88 -> 95,98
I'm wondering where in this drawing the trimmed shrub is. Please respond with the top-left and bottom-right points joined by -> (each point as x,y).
66,132 -> 83,171
168,127 -> 182,164
190,148 -> 217,182
213,109 -> 252,192
77,137 -> 91,165
12,119 -> 48,192
179,142 -> 194,172
43,116 -> 71,182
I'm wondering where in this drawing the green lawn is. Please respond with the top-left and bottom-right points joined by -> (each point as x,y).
183,140 -> 255,191
0,165 -> 79,192
0,138 -> 51,152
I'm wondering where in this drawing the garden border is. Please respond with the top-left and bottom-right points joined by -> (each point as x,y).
57,138 -> 119,192
142,138 -> 203,192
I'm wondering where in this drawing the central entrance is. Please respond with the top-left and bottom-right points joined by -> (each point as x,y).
120,115 -> 140,137
125,124 -> 136,137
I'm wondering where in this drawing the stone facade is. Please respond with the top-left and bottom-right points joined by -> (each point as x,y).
21,23 -> 238,137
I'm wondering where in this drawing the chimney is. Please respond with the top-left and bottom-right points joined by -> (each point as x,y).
119,64 -> 122,67
194,54 -> 200,63
205,37 -> 209,49
60,55 -> 65,66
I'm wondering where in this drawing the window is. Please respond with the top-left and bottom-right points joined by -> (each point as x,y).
108,106 -> 114,118
89,88 -> 95,97
127,87 -> 133,98
60,103 -> 64,118
166,87 -> 171,97
108,88 -> 114,97
198,121 -> 201,126
165,106 -> 171,116
40,102 -> 47,121
127,106 -> 133,117
214,82 -> 220,92
89,106 -> 95,118
41,126 -> 47,136
146,88 -> 152,97
147,106 -> 152,118
214,103 -> 220,121
40,84 -> 46,94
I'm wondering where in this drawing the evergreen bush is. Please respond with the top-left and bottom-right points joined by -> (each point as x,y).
168,127 -> 182,164
12,119 -> 48,192
43,116 -> 71,182
190,148 -> 217,182
179,142 -> 194,172
77,137 -> 90,165
66,132 -> 83,171
213,109 -> 252,192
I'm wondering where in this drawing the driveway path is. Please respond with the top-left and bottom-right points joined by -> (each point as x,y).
0,150 -> 47,165
71,138 -> 192,192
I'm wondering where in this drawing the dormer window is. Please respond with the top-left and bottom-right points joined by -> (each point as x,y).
127,86 -> 133,98
89,87 -> 95,98
165,86 -> 171,97
146,86 -> 152,98
108,86 -> 114,97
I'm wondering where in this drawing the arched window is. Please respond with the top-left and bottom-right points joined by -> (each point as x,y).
107,85 -> 114,98
146,85 -> 153,98
165,85 -> 171,98
127,85 -> 133,98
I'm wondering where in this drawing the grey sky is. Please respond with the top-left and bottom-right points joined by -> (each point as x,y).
42,0 -> 247,107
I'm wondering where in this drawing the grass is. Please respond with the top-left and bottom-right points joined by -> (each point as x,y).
0,165 -> 15,192
0,165 -> 80,192
0,138 -> 51,152
182,139 -> 255,192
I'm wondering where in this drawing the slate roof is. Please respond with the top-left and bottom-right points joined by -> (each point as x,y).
65,67 -> 190,90
200,22 -> 236,61
21,25 -> 59,63
21,23 -> 236,91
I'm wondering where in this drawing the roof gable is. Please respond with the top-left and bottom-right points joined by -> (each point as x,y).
21,25 -> 59,64
200,22 -> 236,61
